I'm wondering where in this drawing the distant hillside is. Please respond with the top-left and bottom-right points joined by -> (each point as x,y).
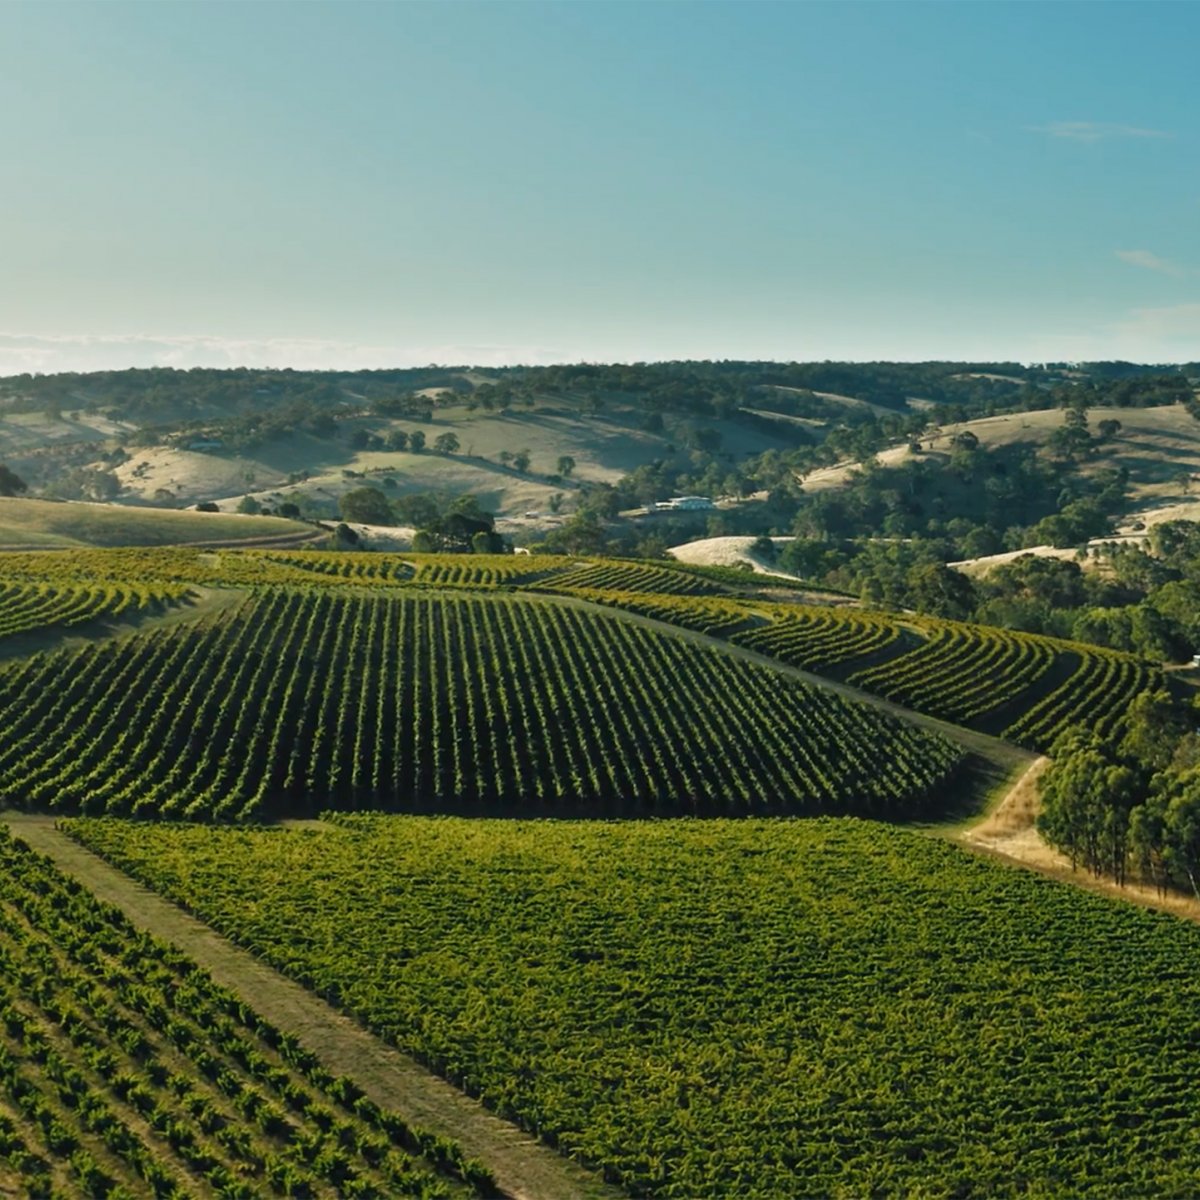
1,360 -> 1196,556
800,403 -> 1200,515
0,496 -> 317,549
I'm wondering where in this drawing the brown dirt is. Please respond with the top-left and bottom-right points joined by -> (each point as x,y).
956,758 -> 1200,924
0,815 -> 618,1200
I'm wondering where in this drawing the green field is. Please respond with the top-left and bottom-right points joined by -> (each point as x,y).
0,825 -> 492,1199
69,815 -> 1200,1199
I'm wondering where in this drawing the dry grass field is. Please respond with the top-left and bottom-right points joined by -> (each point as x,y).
0,496 -> 314,548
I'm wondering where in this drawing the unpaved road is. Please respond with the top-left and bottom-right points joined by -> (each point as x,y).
956,757 -> 1200,924
0,814 -> 618,1200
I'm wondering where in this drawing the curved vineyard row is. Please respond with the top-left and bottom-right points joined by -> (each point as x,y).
72,815 -> 1200,1200
0,825 -> 491,1198
0,591 -> 963,821
555,588 -> 762,638
0,579 -> 187,641
548,586 -> 1158,753
262,550 -> 416,583
848,621 -> 1059,723
0,547 -> 1159,754
846,618 -> 1162,747
409,555 -> 573,588
730,604 -> 907,670
0,548 -> 341,590
543,561 -> 725,596
1004,647 -> 1155,747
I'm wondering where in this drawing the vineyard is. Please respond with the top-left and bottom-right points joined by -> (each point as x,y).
69,814 -> 1200,1199
0,546 -> 1165,763
0,589 -> 963,821
548,586 -> 1162,751
0,579 -> 187,642
0,824 -> 492,1198
537,560 -> 725,596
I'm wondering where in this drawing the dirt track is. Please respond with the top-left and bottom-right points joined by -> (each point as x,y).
956,757 -> 1200,925
0,814 -> 617,1200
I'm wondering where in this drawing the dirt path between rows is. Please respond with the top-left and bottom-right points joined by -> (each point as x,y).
0,814 -> 618,1200
954,757 -> 1200,924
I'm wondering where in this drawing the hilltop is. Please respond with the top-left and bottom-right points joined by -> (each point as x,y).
3,358 -> 1199,582
800,402 -> 1200,518
0,495 -> 316,549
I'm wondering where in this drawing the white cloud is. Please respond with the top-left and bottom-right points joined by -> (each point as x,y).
1115,249 -> 1185,276
1032,121 -> 1171,143
0,333 -> 574,376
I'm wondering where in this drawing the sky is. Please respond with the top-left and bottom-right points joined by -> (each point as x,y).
1,0 -> 1198,373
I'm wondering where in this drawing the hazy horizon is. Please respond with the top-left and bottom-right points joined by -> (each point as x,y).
3,0 -> 1197,374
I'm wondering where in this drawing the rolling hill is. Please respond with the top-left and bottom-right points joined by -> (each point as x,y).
0,496 -> 318,549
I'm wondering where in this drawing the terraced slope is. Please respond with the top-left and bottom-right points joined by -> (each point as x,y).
0,579 -> 187,641
554,588 -> 1162,751
0,590 -> 963,821
0,825 -> 492,1198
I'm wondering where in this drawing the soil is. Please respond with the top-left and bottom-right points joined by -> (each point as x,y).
956,757 -> 1200,925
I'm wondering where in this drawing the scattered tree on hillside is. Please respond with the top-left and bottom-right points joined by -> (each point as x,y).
1038,732 -> 1140,880
413,494 -> 504,553
339,487 -> 394,526
557,455 -> 576,478
513,449 -> 531,473
433,432 -> 460,455
0,464 -> 28,496
1048,408 -> 1093,461
408,430 -> 426,453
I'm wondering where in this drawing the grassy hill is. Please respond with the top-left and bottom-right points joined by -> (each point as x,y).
1,384 -> 808,523
0,496 -> 317,548
800,402 -> 1200,514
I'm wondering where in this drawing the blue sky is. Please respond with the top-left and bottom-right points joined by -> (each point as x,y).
1,0 -> 1197,372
